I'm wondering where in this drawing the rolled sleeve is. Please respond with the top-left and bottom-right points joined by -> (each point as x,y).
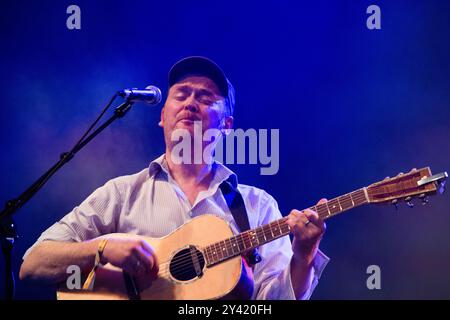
23,180 -> 121,259
285,249 -> 330,300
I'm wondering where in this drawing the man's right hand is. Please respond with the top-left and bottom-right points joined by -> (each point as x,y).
100,238 -> 159,287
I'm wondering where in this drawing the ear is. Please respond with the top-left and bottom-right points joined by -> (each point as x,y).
159,107 -> 165,127
221,116 -> 234,135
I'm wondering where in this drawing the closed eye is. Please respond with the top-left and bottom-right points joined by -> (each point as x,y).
171,85 -> 221,105
174,93 -> 188,101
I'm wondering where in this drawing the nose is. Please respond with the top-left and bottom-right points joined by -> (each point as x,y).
183,94 -> 199,112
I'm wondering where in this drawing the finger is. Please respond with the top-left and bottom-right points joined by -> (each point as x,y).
288,212 -> 311,231
134,247 -> 154,275
317,198 -> 328,205
140,241 -> 158,265
288,209 -> 301,219
122,256 -> 142,276
287,209 -> 302,226
139,241 -> 159,276
302,212 -> 313,227
304,209 -> 326,233
303,209 -> 319,223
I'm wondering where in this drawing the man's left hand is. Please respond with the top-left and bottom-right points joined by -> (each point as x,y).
286,199 -> 327,266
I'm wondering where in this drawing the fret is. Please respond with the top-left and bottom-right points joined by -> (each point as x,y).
210,244 -> 218,264
276,220 -> 283,235
214,242 -> 221,261
336,197 -> 343,211
210,243 -> 222,264
223,238 -> 230,257
262,225 -> 273,242
262,226 -> 269,241
333,199 -> 342,213
208,244 -> 213,263
353,189 -> 366,205
350,191 -> 361,205
236,234 -> 245,252
268,222 -> 275,238
339,194 -> 353,210
349,192 -> 355,206
215,242 -> 223,261
204,246 -> 211,264
225,238 -> 233,257
230,236 -> 240,254
363,187 -> 369,202
249,230 -> 259,247
324,202 -> 332,216
281,221 -> 290,234
271,221 -> 281,237
209,246 -> 215,263
235,235 -> 243,252
220,240 -> 228,258
256,226 -> 267,244
208,243 -> 217,262
242,232 -> 252,250
316,203 -> 328,219
327,199 -> 341,215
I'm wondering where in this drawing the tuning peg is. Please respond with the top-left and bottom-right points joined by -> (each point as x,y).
418,193 -> 429,205
391,199 -> 398,210
439,180 -> 446,194
405,196 -> 414,208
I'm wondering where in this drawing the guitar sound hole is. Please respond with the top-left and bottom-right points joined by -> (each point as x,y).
169,246 -> 205,281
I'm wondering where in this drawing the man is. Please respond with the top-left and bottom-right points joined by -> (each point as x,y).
20,56 -> 329,299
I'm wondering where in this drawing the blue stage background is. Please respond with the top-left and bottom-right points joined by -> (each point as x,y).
1,0 -> 449,299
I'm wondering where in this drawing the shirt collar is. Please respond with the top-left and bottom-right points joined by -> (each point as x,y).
147,154 -> 238,188
148,154 -> 169,178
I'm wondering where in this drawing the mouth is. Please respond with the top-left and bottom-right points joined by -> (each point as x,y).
179,119 -> 195,124
177,114 -> 201,124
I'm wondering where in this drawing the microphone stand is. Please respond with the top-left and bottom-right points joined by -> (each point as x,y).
0,98 -> 134,300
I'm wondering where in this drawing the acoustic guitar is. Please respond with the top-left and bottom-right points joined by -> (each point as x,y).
57,167 -> 447,300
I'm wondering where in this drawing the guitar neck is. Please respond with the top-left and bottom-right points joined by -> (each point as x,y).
204,188 -> 369,267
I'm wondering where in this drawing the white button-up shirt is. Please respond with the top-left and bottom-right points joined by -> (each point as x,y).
25,155 -> 329,299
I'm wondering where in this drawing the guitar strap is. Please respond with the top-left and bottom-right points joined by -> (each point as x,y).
219,177 -> 262,266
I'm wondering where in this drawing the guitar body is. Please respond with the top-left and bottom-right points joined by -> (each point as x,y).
57,214 -> 243,300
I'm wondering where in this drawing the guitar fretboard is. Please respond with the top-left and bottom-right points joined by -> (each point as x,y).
204,188 -> 369,266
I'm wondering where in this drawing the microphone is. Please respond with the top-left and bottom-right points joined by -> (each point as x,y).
118,85 -> 162,105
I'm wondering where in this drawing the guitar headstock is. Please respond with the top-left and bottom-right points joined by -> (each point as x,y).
367,167 -> 447,207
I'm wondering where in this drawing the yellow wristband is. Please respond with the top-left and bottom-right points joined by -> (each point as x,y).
82,239 -> 108,291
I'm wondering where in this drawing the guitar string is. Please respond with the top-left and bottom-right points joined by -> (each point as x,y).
156,200 -> 370,279
154,193 -> 368,277
157,212 -> 294,270
140,183 -> 409,280
157,191 -> 368,269
156,220 -> 294,278
157,203 -> 367,279
164,184 -> 427,277
156,192 -> 368,277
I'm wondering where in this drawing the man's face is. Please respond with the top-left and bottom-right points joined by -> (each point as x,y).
160,75 -> 233,146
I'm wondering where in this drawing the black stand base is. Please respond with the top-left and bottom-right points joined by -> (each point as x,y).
1,215 -> 16,300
